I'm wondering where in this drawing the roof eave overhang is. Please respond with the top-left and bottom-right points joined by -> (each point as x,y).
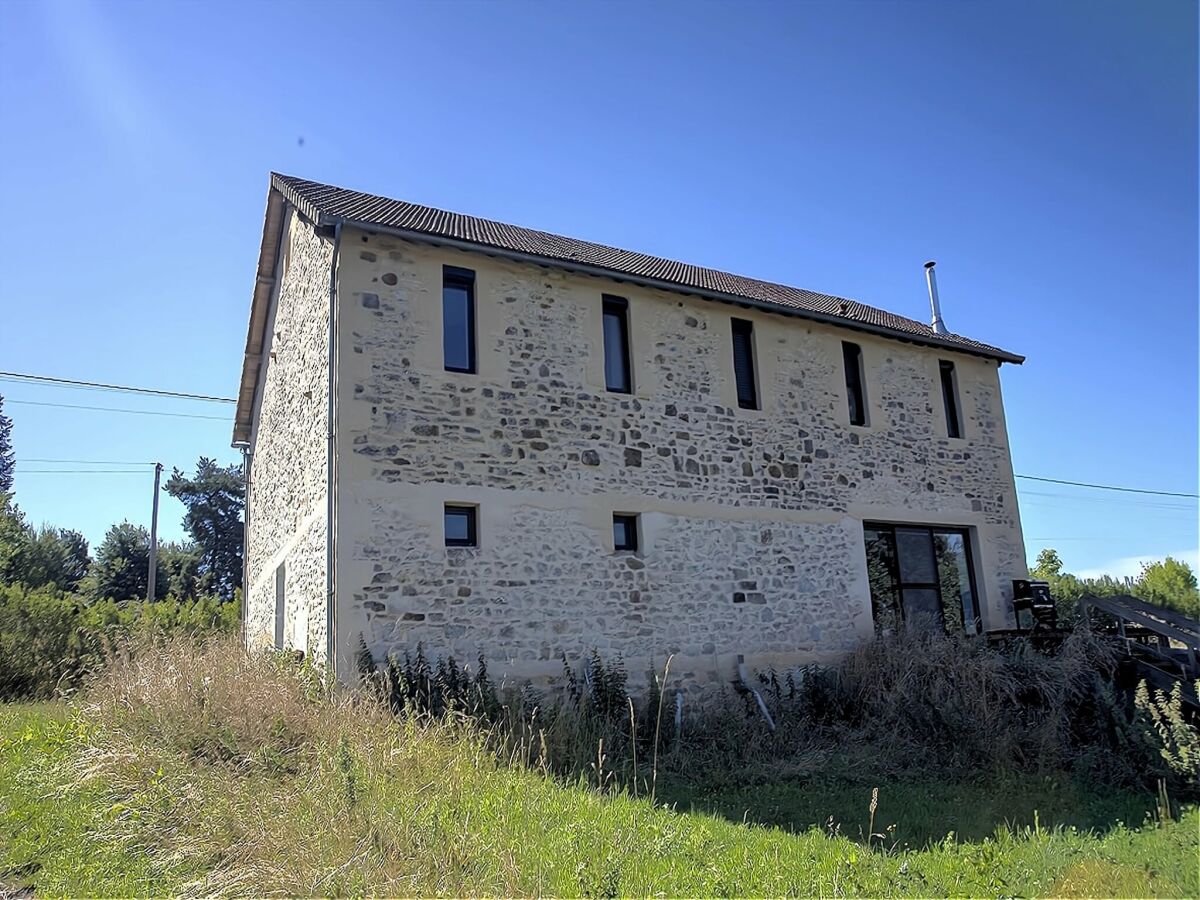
321,213 -> 1026,366
232,186 -> 288,445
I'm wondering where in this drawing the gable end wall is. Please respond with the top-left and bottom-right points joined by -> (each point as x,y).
244,211 -> 331,659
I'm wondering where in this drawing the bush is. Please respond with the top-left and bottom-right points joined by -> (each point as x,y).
363,628 -> 1199,800
0,582 -> 238,701
1135,680 -> 1200,791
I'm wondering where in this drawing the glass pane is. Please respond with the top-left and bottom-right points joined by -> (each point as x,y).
443,283 -> 472,371
940,361 -> 961,438
732,322 -> 757,409
935,531 -> 977,632
603,309 -> 630,392
864,528 -> 901,635
895,528 -> 937,584
843,343 -> 865,426
444,509 -> 471,543
901,588 -> 942,631
613,518 -> 631,550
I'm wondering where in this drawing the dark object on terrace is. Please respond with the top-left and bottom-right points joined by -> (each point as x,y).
1012,579 -> 1057,632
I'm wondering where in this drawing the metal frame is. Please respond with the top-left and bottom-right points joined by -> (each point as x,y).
442,265 -> 477,374
730,316 -> 759,410
939,359 -> 963,439
444,504 -> 478,548
842,340 -> 867,426
612,513 -> 639,552
863,521 -> 981,634
601,294 -> 633,394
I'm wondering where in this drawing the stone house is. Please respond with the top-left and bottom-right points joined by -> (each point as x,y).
233,173 -> 1028,691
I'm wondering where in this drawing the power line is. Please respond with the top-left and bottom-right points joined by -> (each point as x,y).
6,399 -> 229,421
1018,489 -> 1196,510
2,371 -> 1196,500
1015,473 -> 1198,499
15,472 -> 154,480
18,458 -> 158,466
0,371 -> 235,404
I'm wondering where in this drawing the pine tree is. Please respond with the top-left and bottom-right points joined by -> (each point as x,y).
164,457 -> 245,601
0,395 -> 14,494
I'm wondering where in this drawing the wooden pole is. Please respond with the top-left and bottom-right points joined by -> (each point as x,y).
147,462 -> 163,601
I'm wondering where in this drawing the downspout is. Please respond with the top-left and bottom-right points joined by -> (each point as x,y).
234,441 -> 251,645
326,221 -> 342,670
736,657 -> 776,732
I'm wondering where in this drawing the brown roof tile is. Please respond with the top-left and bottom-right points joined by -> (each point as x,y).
271,172 -> 1022,364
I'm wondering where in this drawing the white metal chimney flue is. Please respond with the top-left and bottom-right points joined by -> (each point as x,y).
924,260 -> 948,334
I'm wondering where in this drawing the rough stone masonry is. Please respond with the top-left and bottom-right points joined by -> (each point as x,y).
243,210 -> 1027,696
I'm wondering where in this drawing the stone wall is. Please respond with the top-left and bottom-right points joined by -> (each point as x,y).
244,211 -> 331,660
331,226 -> 1027,689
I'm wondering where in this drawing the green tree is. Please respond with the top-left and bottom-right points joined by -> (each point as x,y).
1137,557 -> 1199,619
91,521 -> 166,602
0,495 -> 27,584
12,525 -> 90,592
159,541 -> 202,600
0,395 -> 13,494
1031,548 -> 1065,580
164,457 -> 244,601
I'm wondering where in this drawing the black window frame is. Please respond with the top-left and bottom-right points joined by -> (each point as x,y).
602,294 -> 632,394
730,317 -> 759,410
842,341 -> 867,426
863,521 -> 981,635
612,513 -> 639,553
442,265 -> 477,374
939,359 -> 962,438
444,504 -> 478,548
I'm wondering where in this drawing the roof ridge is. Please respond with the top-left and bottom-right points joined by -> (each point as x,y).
268,172 -> 1022,364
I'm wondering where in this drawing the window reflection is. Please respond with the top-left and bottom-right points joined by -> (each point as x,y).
863,523 -> 979,635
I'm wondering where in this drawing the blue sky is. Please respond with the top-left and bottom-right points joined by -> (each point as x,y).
1,0 -> 1196,576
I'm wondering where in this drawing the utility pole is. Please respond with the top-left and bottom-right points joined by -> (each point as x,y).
147,462 -> 163,601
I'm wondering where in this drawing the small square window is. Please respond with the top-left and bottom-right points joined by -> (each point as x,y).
613,513 -> 639,552
444,504 -> 477,547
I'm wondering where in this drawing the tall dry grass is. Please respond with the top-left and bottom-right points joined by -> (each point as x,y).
82,635 -> 376,771
782,626 -> 1124,774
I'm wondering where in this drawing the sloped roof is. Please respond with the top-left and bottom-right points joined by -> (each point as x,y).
233,173 -> 1022,443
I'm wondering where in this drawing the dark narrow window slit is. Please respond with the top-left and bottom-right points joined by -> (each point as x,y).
443,266 -> 476,374
602,295 -> 632,393
731,317 -> 758,410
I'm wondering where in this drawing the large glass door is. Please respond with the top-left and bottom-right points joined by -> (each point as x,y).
863,523 -> 981,635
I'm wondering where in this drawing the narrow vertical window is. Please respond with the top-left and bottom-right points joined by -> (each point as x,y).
939,360 -> 962,438
443,266 -> 476,373
602,295 -> 632,393
612,513 -> 639,552
444,504 -> 478,547
731,317 -> 759,410
273,563 -> 286,649
843,341 -> 867,426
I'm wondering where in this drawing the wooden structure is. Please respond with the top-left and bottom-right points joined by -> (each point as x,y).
1080,593 -> 1200,696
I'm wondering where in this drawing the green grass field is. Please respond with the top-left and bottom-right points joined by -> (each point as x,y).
2,702 -> 1196,898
